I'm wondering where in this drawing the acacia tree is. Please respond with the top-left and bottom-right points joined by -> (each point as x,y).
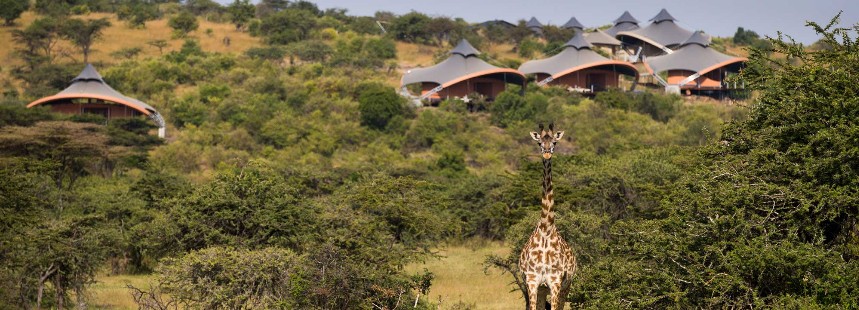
61,18 -> 111,63
168,10 -> 199,38
0,121 -> 111,190
0,122 -> 120,309
0,0 -> 27,26
12,17 -> 62,68
227,0 -> 254,31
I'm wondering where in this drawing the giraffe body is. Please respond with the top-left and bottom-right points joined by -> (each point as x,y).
519,124 -> 577,310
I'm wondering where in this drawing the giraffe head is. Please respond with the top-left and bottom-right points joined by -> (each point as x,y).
530,123 -> 564,160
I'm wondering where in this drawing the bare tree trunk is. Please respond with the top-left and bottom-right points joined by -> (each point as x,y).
55,276 -> 63,310
36,264 -> 55,310
75,283 -> 87,309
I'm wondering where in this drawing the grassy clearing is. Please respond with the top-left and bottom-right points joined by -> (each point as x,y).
397,41 -> 442,69
0,11 -> 261,68
86,242 -> 520,309
87,273 -> 157,309
407,240 -> 521,309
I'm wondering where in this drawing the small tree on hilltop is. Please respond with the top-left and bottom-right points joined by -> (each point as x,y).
12,17 -> 63,68
0,0 -> 27,26
169,10 -> 199,38
61,18 -> 111,63
147,39 -> 169,55
227,0 -> 254,31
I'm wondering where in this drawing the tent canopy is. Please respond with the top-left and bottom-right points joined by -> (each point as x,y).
28,64 -> 160,117
649,8 -> 677,23
644,31 -> 747,75
585,30 -> 622,46
562,17 -> 585,31
519,33 -> 638,79
526,17 -> 543,29
605,11 -> 640,36
401,40 -> 525,88
616,9 -> 693,51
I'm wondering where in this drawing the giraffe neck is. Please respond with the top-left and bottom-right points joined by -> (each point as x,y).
540,157 -> 554,228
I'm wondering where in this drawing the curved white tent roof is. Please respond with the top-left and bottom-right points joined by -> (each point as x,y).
584,30 -> 622,46
401,40 -> 525,89
28,64 -> 165,133
605,11 -> 640,36
519,33 -> 638,82
616,9 -> 694,52
644,31 -> 747,76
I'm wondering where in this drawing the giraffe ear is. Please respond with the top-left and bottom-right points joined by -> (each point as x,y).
554,131 -> 564,141
530,132 -> 541,141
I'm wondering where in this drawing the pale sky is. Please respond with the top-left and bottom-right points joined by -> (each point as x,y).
220,0 -> 859,44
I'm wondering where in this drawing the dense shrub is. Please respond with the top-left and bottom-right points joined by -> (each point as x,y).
357,82 -> 408,130
259,9 -> 317,44
595,89 -> 682,122
168,11 -> 199,38
489,87 -> 548,127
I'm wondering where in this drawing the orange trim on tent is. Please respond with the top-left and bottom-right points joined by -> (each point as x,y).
440,68 -> 525,88
695,57 -> 748,77
549,60 -> 639,81
27,94 -> 153,116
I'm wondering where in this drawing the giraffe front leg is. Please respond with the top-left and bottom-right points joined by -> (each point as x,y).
526,277 -> 540,310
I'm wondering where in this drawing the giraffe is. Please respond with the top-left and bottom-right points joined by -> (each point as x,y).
519,123 -> 577,310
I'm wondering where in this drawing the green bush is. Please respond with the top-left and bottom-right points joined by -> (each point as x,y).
357,82 -> 407,130
168,10 -> 198,38
489,87 -> 548,127
0,0 -> 27,26
259,9 -> 317,44
159,247 -> 309,309
595,89 -> 681,122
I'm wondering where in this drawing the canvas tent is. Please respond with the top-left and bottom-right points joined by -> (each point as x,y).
526,17 -> 544,35
604,11 -> 640,36
401,39 -> 525,102
27,64 -> 166,138
616,9 -> 694,57
519,33 -> 638,92
643,31 -> 747,92
584,29 -> 622,54
479,19 -> 516,29
561,17 -> 585,32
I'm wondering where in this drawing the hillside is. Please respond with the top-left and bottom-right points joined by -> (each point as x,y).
0,11 -> 261,65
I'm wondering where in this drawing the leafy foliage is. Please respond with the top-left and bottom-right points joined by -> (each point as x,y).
226,0 -> 254,31
168,10 -> 198,38
733,26 -> 772,51
0,0 -> 27,26
61,17 -> 111,63
357,82 -> 409,130
259,8 -> 316,45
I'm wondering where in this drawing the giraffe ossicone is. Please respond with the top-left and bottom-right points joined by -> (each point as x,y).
519,123 -> 576,310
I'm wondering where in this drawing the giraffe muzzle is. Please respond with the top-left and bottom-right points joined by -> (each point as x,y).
542,153 -> 552,159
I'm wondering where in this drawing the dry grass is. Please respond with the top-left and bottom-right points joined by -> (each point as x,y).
483,43 -> 522,62
407,240 -> 521,309
86,273 -> 157,309
83,242 -> 520,309
396,41 -> 523,70
0,11 -> 261,68
396,41 -> 441,69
